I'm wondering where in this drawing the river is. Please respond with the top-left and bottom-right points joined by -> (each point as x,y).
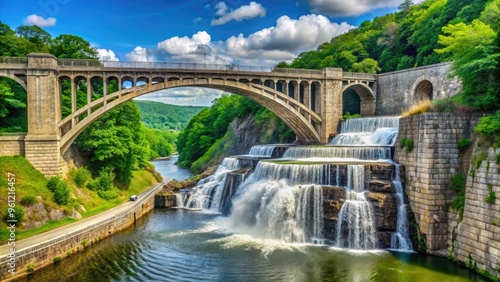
19,155 -> 486,282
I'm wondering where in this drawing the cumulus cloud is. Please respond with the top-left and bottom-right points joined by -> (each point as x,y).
211,1 -> 266,26
308,0 -> 403,17
224,14 -> 353,63
125,46 -> 154,62
124,14 -> 353,67
24,14 -> 56,27
135,88 -> 224,107
97,48 -> 119,61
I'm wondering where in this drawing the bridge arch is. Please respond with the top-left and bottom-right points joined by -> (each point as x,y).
341,83 -> 375,116
0,72 -> 27,91
58,80 -> 323,154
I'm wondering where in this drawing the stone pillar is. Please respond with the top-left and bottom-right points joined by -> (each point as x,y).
303,81 -> 310,108
317,68 -> 343,144
25,53 -> 64,177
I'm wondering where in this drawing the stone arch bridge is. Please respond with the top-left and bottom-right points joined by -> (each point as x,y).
0,53 -> 459,177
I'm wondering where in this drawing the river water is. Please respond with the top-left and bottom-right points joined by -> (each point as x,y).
20,155 -> 486,282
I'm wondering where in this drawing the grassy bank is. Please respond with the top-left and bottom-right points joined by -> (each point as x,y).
0,156 -> 158,243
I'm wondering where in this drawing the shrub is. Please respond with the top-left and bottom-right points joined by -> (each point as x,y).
474,110 -> 500,136
47,176 -> 62,191
399,137 -> 414,153
486,184 -> 496,204
431,98 -> 456,113
87,169 -> 115,191
53,181 -> 70,205
97,190 -> 119,200
449,173 -> 466,221
4,205 -> 25,222
343,112 -> 361,119
73,167 -> 91,188
53,256 -> 62,264
458,138 -> 472,152
401,99 -> 431,117
81,239 -> 88,248
20,195 -> 36,206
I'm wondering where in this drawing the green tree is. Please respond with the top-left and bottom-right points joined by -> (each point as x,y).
77,102 -> 150,185
436,19 -> 499,110
15,25 -> 51,52
50,34 -> 98,59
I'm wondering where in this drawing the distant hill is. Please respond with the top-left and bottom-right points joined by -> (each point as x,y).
134,100 -> 206,131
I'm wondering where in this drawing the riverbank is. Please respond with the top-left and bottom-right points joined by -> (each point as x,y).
0,179 -> 168,281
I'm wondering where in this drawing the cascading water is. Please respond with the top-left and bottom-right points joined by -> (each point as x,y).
283,146 -> 392,161
248,145 -> 276,157
182,157 -> 240,210
229,162 -> 324,243
330,116 -> 400,146
390,164 -> 413,251
335,165 -> 378,249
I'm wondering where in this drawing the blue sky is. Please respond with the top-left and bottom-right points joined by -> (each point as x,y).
1,0 -> 414,106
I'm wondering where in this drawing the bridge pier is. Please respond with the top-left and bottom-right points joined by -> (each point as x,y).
25,54 -> 65,177
318,68 -> 344,143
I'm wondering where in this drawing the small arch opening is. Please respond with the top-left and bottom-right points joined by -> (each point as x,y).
414,80 -> 433,101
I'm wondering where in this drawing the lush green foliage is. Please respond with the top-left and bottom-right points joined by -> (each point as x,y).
449,172 -> 467,220
20,195 -> 36,206
72,167 -> 92,188
76,102 -> 150,185
399,137 -> 414,153
486,184 -> 496,204
46,176 -> 70,205
474,110 -> 500,136
87,169 -> 116,192
278,0 -> 487,73
342,112 -> 362,119
458,138 -> 472,152
135,101 -> 206,131
4,206 -> 24,223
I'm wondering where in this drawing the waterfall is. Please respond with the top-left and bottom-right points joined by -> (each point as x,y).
282,146 -> 392,161
330,117 -> 400,146
336,165 -> 378,249
182,157 -> 240,210
251,162 -> 328,185
390,164 -> 413,251
248,145 -> 276,157
230,179 -> 324,243
175,193 -> 184,208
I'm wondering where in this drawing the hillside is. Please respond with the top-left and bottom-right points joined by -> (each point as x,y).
134,100 -> 206,131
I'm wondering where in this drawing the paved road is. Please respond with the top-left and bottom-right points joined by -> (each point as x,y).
0,179 -> 167,257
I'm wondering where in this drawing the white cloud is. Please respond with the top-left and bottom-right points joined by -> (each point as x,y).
23,14 -> 56,27
135,88 -> 224,107
124,14 -> 352,67
97,48 -> 119,61
224,14 -> 353,63
211,1 -> 266,26
308,0 -> 402,17
125,46 -> 153,62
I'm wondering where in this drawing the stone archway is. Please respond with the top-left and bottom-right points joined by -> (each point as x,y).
414,79 -> 433,101
341,83 -> 375,116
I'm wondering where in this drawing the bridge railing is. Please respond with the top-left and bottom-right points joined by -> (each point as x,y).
0,57 -> 28,66
58,59 -> 103,67
272,68 -> 324,75
342,72 -> 377,80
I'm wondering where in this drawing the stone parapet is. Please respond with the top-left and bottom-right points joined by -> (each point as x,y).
0,135 -> 26,156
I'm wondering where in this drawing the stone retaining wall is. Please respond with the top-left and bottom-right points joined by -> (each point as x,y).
451,147 -> 500,278
394,113 -> 480,251
0,135 -> 25,156
0,182 -> 163,281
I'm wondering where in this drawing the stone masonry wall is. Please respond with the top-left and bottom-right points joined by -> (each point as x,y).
451,147 -> 500,278
376,63 -> 461,116
0,135 -> 25,156
0,182 -> 163,281
395,113 -> 480,251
